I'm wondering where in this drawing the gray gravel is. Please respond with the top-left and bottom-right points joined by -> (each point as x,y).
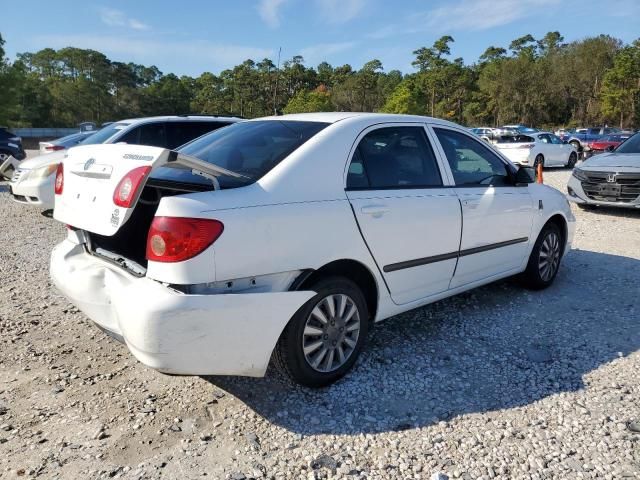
1,168 -> 639,479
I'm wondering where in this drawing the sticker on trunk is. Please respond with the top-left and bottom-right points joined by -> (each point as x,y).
111,208 -> 121,227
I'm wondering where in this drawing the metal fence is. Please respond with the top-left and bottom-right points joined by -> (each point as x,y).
13,128 -> 80,138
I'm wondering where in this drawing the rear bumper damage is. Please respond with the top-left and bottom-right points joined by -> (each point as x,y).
50,239 -> 315,377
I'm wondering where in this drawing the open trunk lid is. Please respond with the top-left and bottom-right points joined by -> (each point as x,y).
54,144 -> 243,236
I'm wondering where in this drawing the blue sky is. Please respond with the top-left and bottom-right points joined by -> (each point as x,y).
3,0 -> 639,76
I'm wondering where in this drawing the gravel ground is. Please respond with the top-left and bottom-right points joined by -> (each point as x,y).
0,168 -> 639,480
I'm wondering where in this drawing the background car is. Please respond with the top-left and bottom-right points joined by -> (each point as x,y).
0,126 -> 26,179
469,127 -> 496,142
38,131 -> 96,155
567,132 -> 640,209
502,124 -> 540,134
560,126 -> 621,154
494,132 -> 578,168
9,115 -> 240,210
588,133 -> 632,155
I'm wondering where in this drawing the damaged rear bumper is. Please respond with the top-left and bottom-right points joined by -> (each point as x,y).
50,239 -> 315,377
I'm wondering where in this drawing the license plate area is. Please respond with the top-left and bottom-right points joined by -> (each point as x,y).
599,184 -> 621,197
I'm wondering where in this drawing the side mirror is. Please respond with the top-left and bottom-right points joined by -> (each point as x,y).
515,165 -> 536,185
606,145 -> 615,152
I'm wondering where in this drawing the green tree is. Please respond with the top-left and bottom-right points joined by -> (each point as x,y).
283,86 -> 333,114
601,40 -> 640,127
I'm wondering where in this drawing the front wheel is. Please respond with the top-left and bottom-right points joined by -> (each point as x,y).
567,152 -> 577,168
274,276 -> 369,387
521,222 -> 563,290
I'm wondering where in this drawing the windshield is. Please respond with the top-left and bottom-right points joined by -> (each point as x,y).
614,133 -> 640,154
151,120 -> 330,188
78,122 -> 130,145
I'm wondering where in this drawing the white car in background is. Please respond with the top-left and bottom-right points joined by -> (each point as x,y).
495,132 -> 578,168
38,131 -> 95,155
9,116 -> 239,210
51,113 -> 575,387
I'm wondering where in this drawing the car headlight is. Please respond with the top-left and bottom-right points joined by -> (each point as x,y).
572,168 -> 588,182
30,164 -> 59,179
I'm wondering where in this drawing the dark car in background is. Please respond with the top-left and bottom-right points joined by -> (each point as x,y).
0,126 -> 27,179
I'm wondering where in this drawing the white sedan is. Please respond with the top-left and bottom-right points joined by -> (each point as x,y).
495,132 -> 578,168
50,113 -> 575,387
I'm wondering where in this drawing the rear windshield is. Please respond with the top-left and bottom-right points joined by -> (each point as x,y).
151,120 -> 329,188
496,135 -> 534,143
615,133 -> 640,154
78,123 -> 130,145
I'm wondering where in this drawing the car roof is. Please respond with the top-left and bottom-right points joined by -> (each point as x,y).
254,112 -> 462,127
115,115 -> 242,125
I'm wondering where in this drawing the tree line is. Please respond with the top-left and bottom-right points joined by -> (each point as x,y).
0,31 -> 638,129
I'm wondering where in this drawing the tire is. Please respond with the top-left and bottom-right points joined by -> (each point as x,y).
521,222 -> 563,290
0,150 -> 10,163
274,276 -> 369,388
569,140 -> 581,152
566,152 -> 577,168
533,154 -> 545,169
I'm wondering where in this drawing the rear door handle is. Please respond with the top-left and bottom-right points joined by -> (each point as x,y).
461,199 -> 479,209
360,205 -> 390,217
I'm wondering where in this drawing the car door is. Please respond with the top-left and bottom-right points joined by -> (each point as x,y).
346,124 -> 462,305
536,134 -> 555,164
431,126 -> 535,289
549,134 -> 569,165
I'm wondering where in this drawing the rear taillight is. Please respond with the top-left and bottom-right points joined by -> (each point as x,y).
54,163 -> 64,195
519,144 -> 535,149
113,166 -> 151,208
146,217 -> 224,263
45,145 -> 65,151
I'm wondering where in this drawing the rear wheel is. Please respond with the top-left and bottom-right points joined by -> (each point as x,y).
567,152 -> 577,168
274,276 -> 369,388
521,222 -> 563,290
569,140 -> 581,152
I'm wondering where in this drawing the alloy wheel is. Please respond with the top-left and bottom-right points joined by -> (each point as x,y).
302,294 -> 361,373
538,231 -> 561,282
0,153 -> 8,163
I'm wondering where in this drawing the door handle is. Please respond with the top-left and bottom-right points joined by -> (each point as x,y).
461,199 -> 479,209
360,205 -> 390,217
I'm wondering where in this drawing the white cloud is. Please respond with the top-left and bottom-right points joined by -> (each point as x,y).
315,0 -> 366,24
258,0 -> 288,28
34,34 -> 273,74
299,41 -> 356,65
100,7 -> 150,30
423,0 -> 560,32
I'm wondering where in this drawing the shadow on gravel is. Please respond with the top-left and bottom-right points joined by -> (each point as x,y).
205,249 -> 640,435
578,206 -> 640,219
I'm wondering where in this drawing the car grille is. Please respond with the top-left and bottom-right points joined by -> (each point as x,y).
11,168 -> 25,183
581,171 -> 640,203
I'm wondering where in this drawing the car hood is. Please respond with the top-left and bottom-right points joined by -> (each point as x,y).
17,151 -> 67,170
581,153 -> 640,169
